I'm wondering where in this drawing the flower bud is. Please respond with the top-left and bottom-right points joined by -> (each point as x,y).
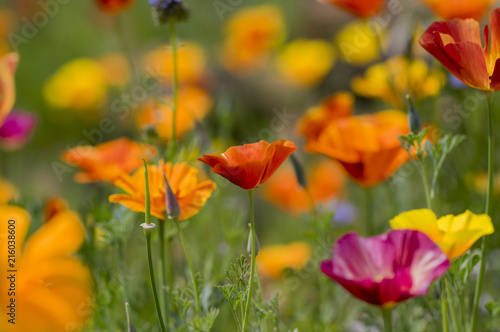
164,173 -> 181,219
247,227 -> 260,256
290,154 -> 307,189
406,95 -> 422,134
149,0 -> 189,25
125,302 -> 137,332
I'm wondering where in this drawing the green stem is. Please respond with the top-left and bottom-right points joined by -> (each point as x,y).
365,188 -> 374,235
158,220 -> 169,324
174,218 -> 200,315
441,279 -> 449,332
470,91 -> 495,332
420,162 -> 432,210
169,21 -> 179,158
144,230 -> 167,332
242,189 -> 256,332
382,309 -> 392,332
445,277 -> 461,332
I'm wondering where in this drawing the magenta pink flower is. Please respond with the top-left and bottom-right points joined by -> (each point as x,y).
0,111 -> 37,150
320,230 -> 449,308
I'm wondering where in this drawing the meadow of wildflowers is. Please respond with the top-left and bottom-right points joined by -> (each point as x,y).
2,0 -> 500,331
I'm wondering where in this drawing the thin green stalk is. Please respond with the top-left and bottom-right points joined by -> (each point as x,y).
173,218 -> 200,315
471,91 -> 495,332
420,162 -> 432,210
445,278 -> 461,332
242,189 -> 256,332
116,13 -> 138,84
365,188 -> 374,235
169,21 -> 179,158
382,309 -> 392,332
441,279 -> 449,332
116,240 -> 129,303
144,229 -> 167,332
158,220 -> 169,325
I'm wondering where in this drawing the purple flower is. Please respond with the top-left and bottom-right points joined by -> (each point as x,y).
0,111 -> 37,150
320,229 -> 449,308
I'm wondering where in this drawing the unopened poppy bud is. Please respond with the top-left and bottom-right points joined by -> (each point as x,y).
406,95 -> 422,134
125,302 -> 137,332
164,173 -> 181,219
247,227 -> 260,256
149,0 -> 189,25
290,154 -> 307,189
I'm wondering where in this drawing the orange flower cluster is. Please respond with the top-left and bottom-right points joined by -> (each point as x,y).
420,0 -> 493,20
299,93 -> 411,188
109,160 -> 216,220
61,137 -> 157,183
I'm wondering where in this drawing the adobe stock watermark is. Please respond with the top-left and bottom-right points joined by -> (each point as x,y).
51,64 -> 170,182
213,0 -> 244,20
7,0 -> 73,51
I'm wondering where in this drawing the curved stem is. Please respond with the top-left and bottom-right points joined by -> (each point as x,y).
169,21 -> 179,158
382,308 -> 392,332
174,218 -> 200,315
242,189 -> 256,332
144,230 -> 167,332
470,91 -> 495,332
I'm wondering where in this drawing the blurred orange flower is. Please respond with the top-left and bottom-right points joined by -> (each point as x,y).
0,176 -> 17,203
136,85 -> 212,141
0,205 -> 93,332
420,0 -> 493,20
0,53 -> 18,124
0,10 -> 16,56
304,111 -> 411,188
94,0 -> 135,14
263,161 -> 344,214
221,5 -> 285,72
109,160 -> 216,220
320,0 -> 386,18
199,140 -> 297,190
98,53 -> 131,87
297,92 -> 354,141
61,137 -> 157,183
142,41 -> 206,85
257,242 -> 312,279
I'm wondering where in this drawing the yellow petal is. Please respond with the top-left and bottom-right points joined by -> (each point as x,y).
389,209 -> 442,242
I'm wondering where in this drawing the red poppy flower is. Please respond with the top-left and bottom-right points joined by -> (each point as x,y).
320,0 -> 386,18
94,0 -> 135,14
198,140 -> 297,190
419,8 -> 500,91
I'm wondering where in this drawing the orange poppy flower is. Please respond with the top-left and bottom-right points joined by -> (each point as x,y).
0,205 -> 92,332
61,137 -> 157,183
136,86 -> 212,141
263,161 -> 344,214
420,0 -> 493,20
297,92 -> 354,141
305,111 -> 410,188
109,160 -> 216,220
320,0 -> 386,18
198,140 -> 297,190
94,0 -> 135,14
257,242 -> 312,279
419,8 -> 500,91
0,53 -> 18,124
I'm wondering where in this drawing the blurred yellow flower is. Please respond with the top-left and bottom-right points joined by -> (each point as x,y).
136,85 -> 212,142
98,53 -> 131,87
390,209 -> 494,260
43,58 -> 107,111
0,10 -> 16,56
142,41 -> 206,85
335,20 -> 384,66
471,172 -> 500,195
275,39 -> 336,87
0,205 -> 92,332
221,5 -> 285,72
352,56 -> 446,108
257,242 -> 312,279
0,176 -> 17,203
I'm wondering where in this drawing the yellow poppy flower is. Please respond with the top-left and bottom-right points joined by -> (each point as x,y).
275,39 -> 336,87
0,205 -> 92,332
390,209 -> 494,259
335,20 -> 384,66
0,176 -> 18,203
257,242 -> 312,279
351,56 -> 446,108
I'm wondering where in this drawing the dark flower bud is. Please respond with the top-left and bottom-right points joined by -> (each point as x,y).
149,0 -> 189,25
247,227 -> 260,256
289,154 -> 308,189
406,95 -> 422,134
164,173 -> 181,219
